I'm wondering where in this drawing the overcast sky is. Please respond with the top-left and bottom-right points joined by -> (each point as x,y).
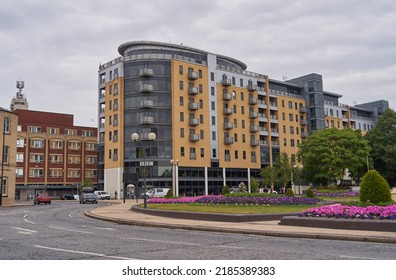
1,0 -> 395,126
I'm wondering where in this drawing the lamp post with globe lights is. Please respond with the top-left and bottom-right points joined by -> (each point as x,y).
131,132 -> 156,208
170,159 -> 179,196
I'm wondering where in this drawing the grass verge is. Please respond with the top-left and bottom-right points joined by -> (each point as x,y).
146,203 -> 316,214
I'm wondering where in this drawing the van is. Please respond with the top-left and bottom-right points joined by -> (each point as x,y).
142,188 -> 169,199
94,191 -> 111,200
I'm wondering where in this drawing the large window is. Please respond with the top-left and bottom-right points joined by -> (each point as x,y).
4,118 -> 10,133
30,139 -> 45,148
1,177 -> 7,196
2,146 -> 9,164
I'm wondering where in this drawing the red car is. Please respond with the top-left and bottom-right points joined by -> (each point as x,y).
34,194 -> 52,205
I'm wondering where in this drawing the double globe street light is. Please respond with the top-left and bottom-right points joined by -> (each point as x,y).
131,132 -> 156,208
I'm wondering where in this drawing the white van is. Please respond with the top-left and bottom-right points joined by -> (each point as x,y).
143,188 -> 169,199
94,191 -> 111,200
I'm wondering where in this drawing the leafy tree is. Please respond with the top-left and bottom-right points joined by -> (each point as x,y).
222,185 -> 230,195
297,128 -> 370,186
260,165 -> 277,192
365,109 -> 396,186
250,177 -> 259,193
274,152 -> 292,190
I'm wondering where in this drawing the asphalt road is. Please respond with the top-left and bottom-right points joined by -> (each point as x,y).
1,201 -> 396,260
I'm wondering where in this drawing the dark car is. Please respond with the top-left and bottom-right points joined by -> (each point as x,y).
34,194 -> 52,205
79,193 -> 98,204
60,194 -> 75,200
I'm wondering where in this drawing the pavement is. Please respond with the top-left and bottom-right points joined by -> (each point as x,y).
85,200 -> 396,244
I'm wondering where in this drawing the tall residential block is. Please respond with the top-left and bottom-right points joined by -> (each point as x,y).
98,41 -> 389,196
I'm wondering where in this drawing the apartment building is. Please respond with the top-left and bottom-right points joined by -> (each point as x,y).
98,41 -> 388,196
14,109 -> 98,200
0,107 -> 18,205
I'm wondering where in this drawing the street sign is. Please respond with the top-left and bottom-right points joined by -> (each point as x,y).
139,161 -> 153,166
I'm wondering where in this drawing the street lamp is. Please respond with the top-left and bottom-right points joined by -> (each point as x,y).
170,159 -> 179,197
131,132 -> 156,208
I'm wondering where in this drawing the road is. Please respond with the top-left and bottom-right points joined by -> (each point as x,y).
1,201 -> 396,260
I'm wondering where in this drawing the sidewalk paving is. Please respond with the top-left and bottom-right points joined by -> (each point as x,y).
86,200 -> 396,244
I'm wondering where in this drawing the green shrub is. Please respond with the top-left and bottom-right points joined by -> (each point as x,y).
359,169 -> 392,204
285,188 -> 295,197
306,187 -> 315,198
222,185 -> 230,195
250,178 -> 259,193
165,188 -> 173,198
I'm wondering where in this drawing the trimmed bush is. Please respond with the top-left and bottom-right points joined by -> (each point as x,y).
306,187 -> 315,198
285,188 -> 295,197
165,188 -> 173,198
360,169 -> 392,204
222,185 -> 230,195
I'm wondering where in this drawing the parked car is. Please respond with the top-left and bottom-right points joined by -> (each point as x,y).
79,193 -> 98,204
34,194 -> 52,205
60,194 -> 75,200
141,188 -> 169,199
94,191 -> 111,200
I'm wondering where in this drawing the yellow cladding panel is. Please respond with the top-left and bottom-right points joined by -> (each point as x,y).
217,84 -> 260,169
277,96 -> 306,160
171,60 -> 211,167
325,116 -> 343,129
104,77 -> 125,169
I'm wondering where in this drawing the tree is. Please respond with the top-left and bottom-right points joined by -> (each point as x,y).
365,109 -> 396,186
360,169 -> 392,203
274,152 -> 292,190
260,165 -> 277,191
250,177 -> 259,193
297,128 -> 370,186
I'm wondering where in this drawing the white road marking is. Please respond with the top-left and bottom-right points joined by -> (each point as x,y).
127,237 -> 200,246
49,226 -> 94,234
12,227 -> 38,234
215,245 -> 246,250
339,255 -> 380,260
81,225 -> 116,230
34,245 -> 135,260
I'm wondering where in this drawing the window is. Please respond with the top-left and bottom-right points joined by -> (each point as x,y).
211,116 -> 215,125
199,84 -> 203,93
48,128 -> 58,134
113,99 -> 118,110
211,87 -> 215,96
288,101 -> 293,109
198,70 -> 202,78
68,141 -> 81,150
29,168 -> 44,178
113,130 -> 118,142
241,120 -> 245,129
212,149 -> 217,158
17,139 -> 25,148
181,147 -> 185,157
49,169 -> 63,178
29,126 -> 41,133
16,153 -> 24,162
113,114 -> 118,126
113,148 -> 118,161
180,128 -> 184,138
290,126 -> 294,134
284,138 -> 287,146
210,72 -> 214,81
211,102 -> 215,110
114,83 -> 118,95
1,177 -> 7,196
240,79 -> 244,87
30,154 -> 44,163
212,131 -> 216,140
291,139 -> 295,147
179,65 -> 183,75
68,155 -> 81,164
64,129 -> 76,136
86,143 -> 96,151
240,92 -> 244,100
50,154 -> 63,164
232,77 -> 235,85
85,170 -> 97,178
30,139 -> 45,148
235,150 -> 238,159
3,118 -> 10,133
179,81 -> 183,90
82,130 -> 94,137
179,96 -> 184,106
16,168 -> 23,177
241,106 -> 245,115
2,146 -> 9,164
67,169 -> 80,178
199,99 -> 203,109
200,148 -> 204,158
281,100 -> 285,108
199,114 -> 204,124
243,151 -> 246,160
86,156 -> 97,164
289,114 -> 293,121
109,100 -> 112,110
282,112 -> 285,120
242,134 -> 246,143
200,130 -> 204,139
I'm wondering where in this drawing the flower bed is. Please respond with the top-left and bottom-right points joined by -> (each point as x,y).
300,204 -> 396,220
313,191 -> 359,197
149,195 -> 319,205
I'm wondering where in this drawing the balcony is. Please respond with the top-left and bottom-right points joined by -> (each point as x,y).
140,100 -> 154,108
140,68 -> 154,77
225,154 -> 231,162
189,118 -> 199,126
300,119 -> 308,126
250,125 -> 259,133
221,78 -> 231,86
140,84 -> 154,93
249,111 -> 258,119
139,116 -> 154,124
301,132 -> 309,138
190,153 -> 197,160
188,102 -> 199,110
300,106 -> 307,113
223,122 -> 233,130
251,139 -> 259,147
223,108 -> 232,115
248,97 -> 258,105
224,137 -> 234,145
188,87 -> 198,95
188,71 -> 198,80
222,92 -> 232,101
247,84 -> 257,91
189,134 -> 199,142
